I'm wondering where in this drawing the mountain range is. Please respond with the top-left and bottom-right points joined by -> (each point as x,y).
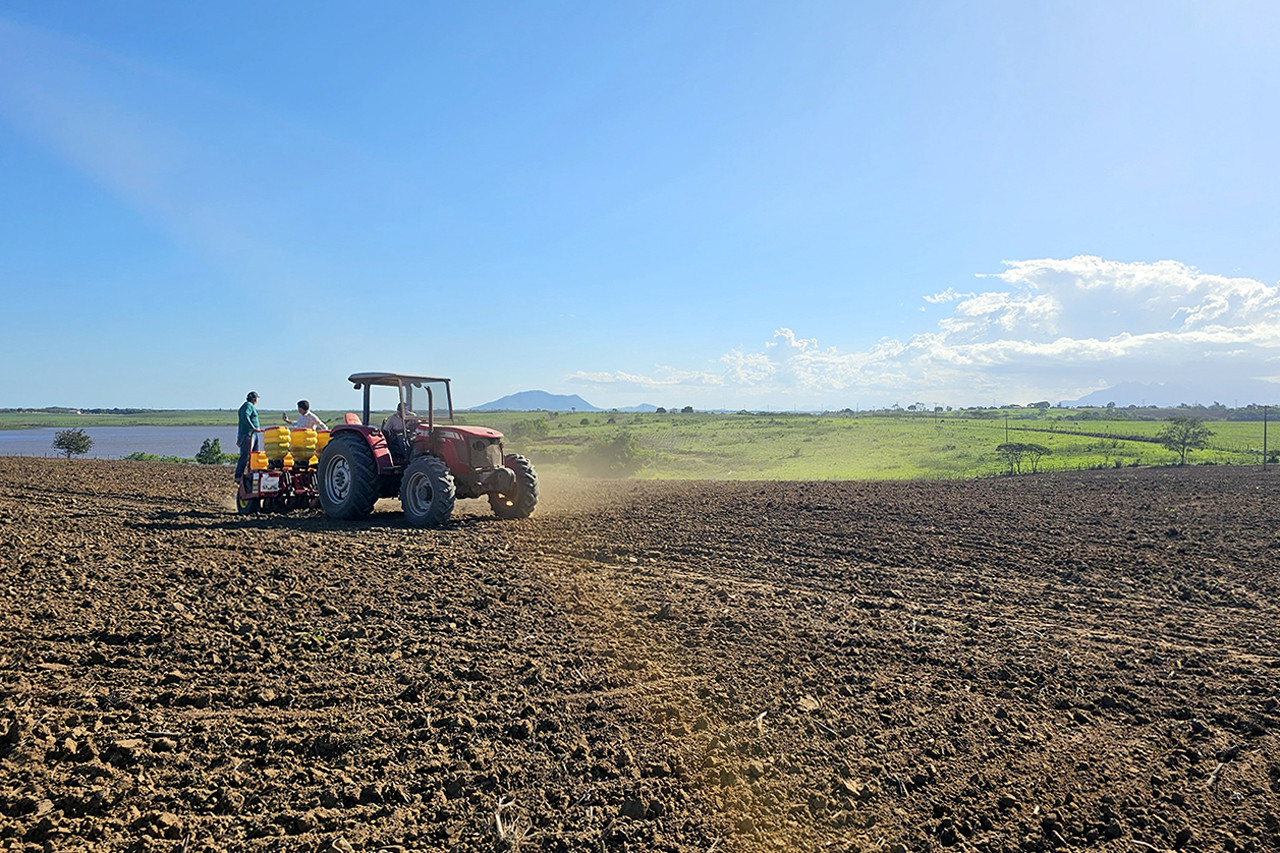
1065,381 -> 1279,408
468,390 -> 657,412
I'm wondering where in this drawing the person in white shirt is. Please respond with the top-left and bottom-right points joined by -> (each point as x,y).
283,400 -> 327,431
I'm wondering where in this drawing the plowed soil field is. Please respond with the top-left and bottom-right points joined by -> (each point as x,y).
1,457 -> 1278,853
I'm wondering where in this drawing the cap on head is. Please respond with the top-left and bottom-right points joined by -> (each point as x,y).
247,391 -> 259,401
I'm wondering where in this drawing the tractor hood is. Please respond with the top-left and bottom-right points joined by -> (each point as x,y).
431,425 -> 505,442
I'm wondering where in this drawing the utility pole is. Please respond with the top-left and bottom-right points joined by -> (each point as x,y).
1004,414 -> 1009,444
1265,405 -> 1269,469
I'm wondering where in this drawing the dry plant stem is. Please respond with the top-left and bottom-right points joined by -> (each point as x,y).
1206,761 -> 1226,787
495,796 -> 514,841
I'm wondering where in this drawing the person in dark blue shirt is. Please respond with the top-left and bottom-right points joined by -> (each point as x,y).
234,391 -> 263,481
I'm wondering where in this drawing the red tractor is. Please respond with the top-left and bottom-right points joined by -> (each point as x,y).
315,372 -> 538,527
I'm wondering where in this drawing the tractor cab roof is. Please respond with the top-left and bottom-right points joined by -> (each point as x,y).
348,372 -> 450,389
345,372 -> 455,428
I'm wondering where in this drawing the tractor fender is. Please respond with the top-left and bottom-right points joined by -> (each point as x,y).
329,424 -> 396,475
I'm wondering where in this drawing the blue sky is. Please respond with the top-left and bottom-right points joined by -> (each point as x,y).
2,1 -> 1278,411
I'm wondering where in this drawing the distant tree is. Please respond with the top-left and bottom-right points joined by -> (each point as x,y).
1023,443 -> 1052,473
1029,401 -> 1050,409
1158,415 -> 1213,465
52,428 -> 93,460
1106,401 -> 1116,409
580,417 -> 590,425
996,442 -> 1025,475
996,442 -> 1052,475
681,405 -> 694,414
655,407 -> 667,414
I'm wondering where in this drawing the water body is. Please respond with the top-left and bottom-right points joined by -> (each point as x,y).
0,426 -> 241,459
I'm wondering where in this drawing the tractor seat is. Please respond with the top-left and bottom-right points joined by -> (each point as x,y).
344,412 -> 361,425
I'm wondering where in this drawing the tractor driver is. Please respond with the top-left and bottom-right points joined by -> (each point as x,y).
385,402 -> 415,434
383,402 -> 415,461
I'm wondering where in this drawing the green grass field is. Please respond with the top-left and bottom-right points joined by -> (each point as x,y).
458,410 -> 1271,480
4,407 -> 1272,480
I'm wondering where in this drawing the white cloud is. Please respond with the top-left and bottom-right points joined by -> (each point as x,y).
569,257 -> 1280,407
923,287 -> 970,304
722,350 -> 775,384
765,328 -> 818,351
978,256 -> 1280,338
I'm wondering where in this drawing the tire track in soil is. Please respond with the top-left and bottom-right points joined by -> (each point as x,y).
514,546 -> 817,851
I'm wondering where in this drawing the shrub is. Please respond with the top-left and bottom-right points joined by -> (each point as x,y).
195,437 -> 233,465
508,419 -> 551,440
575,432 -> 646,478
123,452 -> 190,463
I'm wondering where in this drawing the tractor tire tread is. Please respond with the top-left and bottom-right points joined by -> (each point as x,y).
491,453 -> 538,520
400,455 -> 456,528
318,432 -> 380,520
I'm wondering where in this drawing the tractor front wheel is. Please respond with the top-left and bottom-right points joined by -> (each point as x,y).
235,489 -> 259,515
318,433 -> 380,520
490,454 -> 538,520
400,456 -> 456,528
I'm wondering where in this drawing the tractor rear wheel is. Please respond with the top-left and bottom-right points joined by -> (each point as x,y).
318,433 -> 380,520
400,456 -> 455,528
490,454 -> 538,520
